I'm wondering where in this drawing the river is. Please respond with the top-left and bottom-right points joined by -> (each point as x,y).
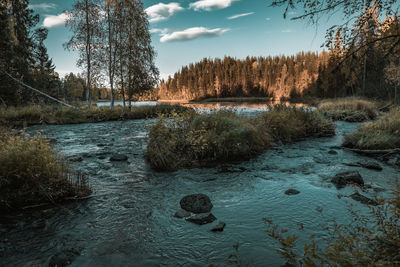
0,103 -> 398,266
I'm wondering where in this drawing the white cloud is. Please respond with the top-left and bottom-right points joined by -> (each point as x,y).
29,3 -> 56,11
227,12 -> 254,20
43,13 -> 69,28
150,28 -> 169,35
190,0 -> 239,11
281,29 -> 294,33
265,17 -> 271,21
160,27 -> 229,43
145,3 -> 184,23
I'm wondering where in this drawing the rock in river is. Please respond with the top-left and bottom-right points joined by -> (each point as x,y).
110,154 -> 128,162
285,189 -> 300,195
349,192 -> 378,205
180,194 -> 213,214
331,171 -> 364,189
211,222 -> 226,232
49,248 -> 80,267
186,213 -> 216,225
174,209 -> 191,219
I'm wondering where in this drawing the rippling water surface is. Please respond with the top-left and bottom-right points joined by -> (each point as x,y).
0,104 -> 398,266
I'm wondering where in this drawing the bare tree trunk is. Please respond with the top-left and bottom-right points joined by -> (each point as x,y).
106,3 -> 115,110
85,0 -> 92,108
362,55 -> 367,96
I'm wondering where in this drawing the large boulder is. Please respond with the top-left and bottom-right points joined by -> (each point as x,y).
186,213 -> 216,225
211,222 -> 226,232
180,194 -> 213,214
331,171 -> 364,189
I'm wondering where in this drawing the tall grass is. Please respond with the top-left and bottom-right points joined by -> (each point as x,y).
0,104 -> 191,126
0,129 -> 91,210
343,106 -> 400,150
145,106 -> 335,171
318,97 -> 378,122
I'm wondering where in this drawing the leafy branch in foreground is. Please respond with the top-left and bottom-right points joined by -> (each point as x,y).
265,186 -> 400,266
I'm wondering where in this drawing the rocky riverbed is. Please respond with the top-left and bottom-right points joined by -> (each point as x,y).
0,112 -> 399,266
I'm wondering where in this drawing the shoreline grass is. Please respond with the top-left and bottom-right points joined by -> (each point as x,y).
318,97 -> 379,122
0,129 -> 91,211
0,104 -> 192,127
343,106 -> 400,150
145,106 -> 335,171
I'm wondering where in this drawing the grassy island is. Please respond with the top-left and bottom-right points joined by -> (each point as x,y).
343,106 -> 400,150
318,97 -> 378,122
145,106 -> 335,171
0,129 -> 91,211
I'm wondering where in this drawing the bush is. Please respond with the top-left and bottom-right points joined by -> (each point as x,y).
145,106 -> 335,171
0,129 -> 91,210
318,97 -> 378,122
343,106 -> 400,149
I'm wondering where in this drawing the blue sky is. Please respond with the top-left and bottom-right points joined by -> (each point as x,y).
29,0 -> 337,80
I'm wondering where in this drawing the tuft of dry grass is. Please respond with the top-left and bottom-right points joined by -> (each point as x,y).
343,106 -> 400,150
145,106 -> 335,171
0,128 -> 91,210
318,97 -> 378,122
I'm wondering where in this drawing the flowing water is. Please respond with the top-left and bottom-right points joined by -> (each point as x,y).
0,103 -> 399,266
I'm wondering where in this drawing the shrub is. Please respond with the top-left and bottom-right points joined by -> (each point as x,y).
0,128 -> 91,210
318,97 -> 378,122
343,106 -> 400,149
258,105 -> 335,143
145,106 -> 336,171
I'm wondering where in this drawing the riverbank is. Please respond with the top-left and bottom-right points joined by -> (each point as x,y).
0,104 -> 191,127
0,129 -> 91,211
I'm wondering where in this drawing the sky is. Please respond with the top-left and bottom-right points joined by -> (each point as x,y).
28,0 -> 339,80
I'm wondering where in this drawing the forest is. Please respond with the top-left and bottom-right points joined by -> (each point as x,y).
158,10 -> 400,102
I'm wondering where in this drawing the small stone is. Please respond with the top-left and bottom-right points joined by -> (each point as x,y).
49,248 -> 80,267
285,189 -> 300,195
69,156 -> 83,162
349,192 -> 378,205
331,171 -> 364,189
328,150 -> 338,155
211,222 -> 226,232
186,213 -> 216,225
110,154 -> 128,161
174,209 -> 191,219
98,155 -> 106,160
358,161 -> 383,171
180,194 -> 213,214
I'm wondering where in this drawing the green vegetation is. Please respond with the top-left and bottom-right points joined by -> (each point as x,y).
145,106 -> 335,171
0,104 -> 191,127
343,106 -> 400,149
265,185 -> 400,266
0,129 -> 91,211
318,97 -> 378,122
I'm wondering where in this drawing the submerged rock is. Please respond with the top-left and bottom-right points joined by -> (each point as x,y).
328,150 -> 338,155
69,156 -> 83,163
359,161 -> 383,171
349,192 -> 378,205
285,189 -> 300,195
211,222 -> 226,232
331,171 -> 364,189
180,194 -> 213,214
174,209 -> 191,219
186,213 -> 216,225
49,248 -> 80,267
110,154 -> 128,162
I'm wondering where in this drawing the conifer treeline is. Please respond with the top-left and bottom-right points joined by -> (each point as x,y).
158,53 -> 329,100
158,13 -> 400,102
